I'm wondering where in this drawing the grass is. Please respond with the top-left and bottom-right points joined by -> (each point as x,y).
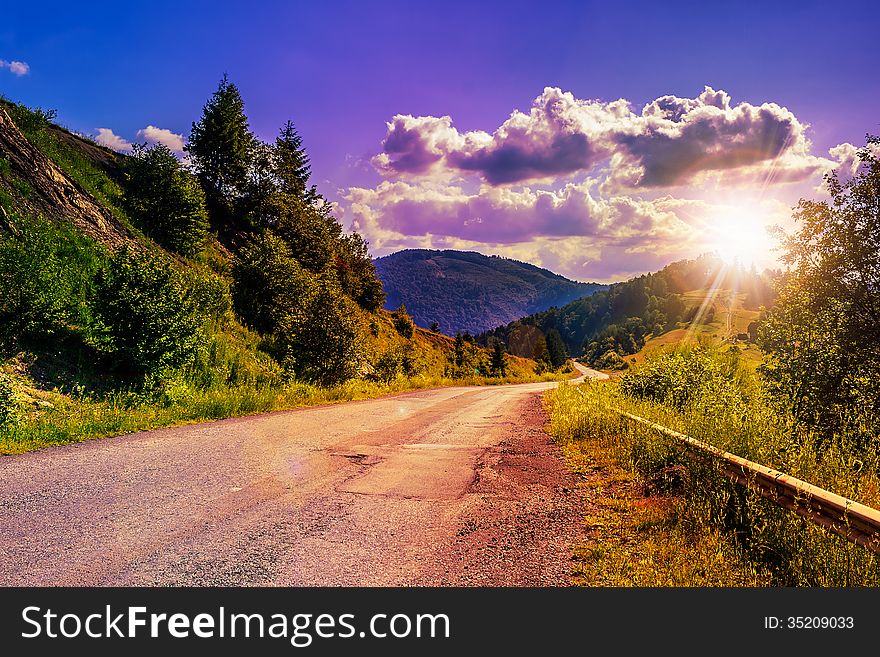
0,357 -> 569,455
565,440 -> 770,586
547,349 -> 880,586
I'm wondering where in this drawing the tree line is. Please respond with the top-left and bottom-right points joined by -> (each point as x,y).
0,76 -> 386,392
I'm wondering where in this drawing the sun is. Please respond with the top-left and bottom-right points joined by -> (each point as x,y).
708,206 -> 775,265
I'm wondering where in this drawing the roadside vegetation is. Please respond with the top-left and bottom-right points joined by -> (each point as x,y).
0,82 -> 562,455
549,137 -> 880,586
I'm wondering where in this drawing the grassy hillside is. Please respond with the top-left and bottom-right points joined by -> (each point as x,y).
482,253 -> 775,369
375,248 -> 605,334
0,93 -> 561,454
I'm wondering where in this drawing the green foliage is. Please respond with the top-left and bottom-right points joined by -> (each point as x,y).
370,344 -> 419,383
275,120 -> 317,202
334,232 -> 385,311
122,143 -> 209,256
183,266 -> 233,323
232,232 -> 316,334
619,344 -> 748,412
448,332 -> 488,378
582,317 -> 648,366
0,216 -> 103,352
375,248 -> 604,335
551,350 -> 880,586
187,75 -> 256,218
490,341 -> 508,377
4,102 -> 57,134
545,328 -> 569,369
483,254 -> 774,362
532,334 -> 551,373
0,371 -> 20,428
277,278 -> 366,386
3,100 -> 129,222
91,249 -> 207,383
759,136 -> 880,449
391,303 -> 415,338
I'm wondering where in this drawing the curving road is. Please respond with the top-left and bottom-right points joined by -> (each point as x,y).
0,363 -> 606,586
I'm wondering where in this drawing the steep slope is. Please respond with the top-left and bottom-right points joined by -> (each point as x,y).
375,249 -> 605,334
0,105 -> 136,250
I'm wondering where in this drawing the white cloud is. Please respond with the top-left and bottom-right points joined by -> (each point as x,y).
95,128 -> 133,153
0,60 -> 30,76
372,86 -> 825,189
136,125 -> 185,152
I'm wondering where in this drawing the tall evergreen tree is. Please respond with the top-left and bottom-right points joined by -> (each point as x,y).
545,328 -> 569,369
490,341 -> 508,377
187,75 -> 256,222
275,120 -> 317,203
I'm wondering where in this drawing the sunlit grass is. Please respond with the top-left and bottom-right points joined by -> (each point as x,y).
547,375 -> 880,586
0,366 -> 569,455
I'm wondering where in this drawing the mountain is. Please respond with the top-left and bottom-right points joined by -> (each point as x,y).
374,249 -> 606,335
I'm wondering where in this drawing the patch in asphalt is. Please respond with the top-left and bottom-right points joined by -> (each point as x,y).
336,444 -> 484,500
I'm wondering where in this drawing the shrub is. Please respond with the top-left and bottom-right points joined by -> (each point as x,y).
619,344 -> 747,412
91,249 -> 207,383
369,345 -> 419,383
0,216 -> 103,352
277,278 -> 366,386
391,304 -> 415,339
232,232 -> 316,334
0,371 -> 20,428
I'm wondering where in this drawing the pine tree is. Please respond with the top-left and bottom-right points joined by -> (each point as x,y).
490,341 -> 508,377
533,334 -> 551,373
545,328 -> 569,369
275,120 -> 317,202
187,74 -> 256,222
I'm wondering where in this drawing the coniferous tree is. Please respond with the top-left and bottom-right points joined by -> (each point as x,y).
187,75 -> 256,223
123,144 -> 209,257
490,341 -> 508,377
275,120 -> 317,203
545,328 -> 569,369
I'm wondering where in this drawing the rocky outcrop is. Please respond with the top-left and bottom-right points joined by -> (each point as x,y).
0,107 -> 137,249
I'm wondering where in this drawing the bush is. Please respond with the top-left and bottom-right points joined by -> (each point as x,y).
0,216 -> 103,352
91,249 -> 207,383
619,345 -> 746,412
277,278 -> 366,386
0,371 -> 20,428
122,144 -> 209,257
391,304 -> 415,338
232,232 -> 316,334
369,345 -> 419,383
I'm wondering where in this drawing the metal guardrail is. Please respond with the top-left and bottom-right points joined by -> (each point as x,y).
614,410 -> 880,554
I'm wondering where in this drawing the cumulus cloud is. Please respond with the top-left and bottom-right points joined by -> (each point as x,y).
136,125 -> 185,153
0,60 -> 30,76
372,86 -> 823,188
347,179 -> 702,247
827,141 -> 880,183
348,85 -> 846,280
95,128 -> 132,153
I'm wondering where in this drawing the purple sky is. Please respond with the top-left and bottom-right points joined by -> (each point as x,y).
1,0 -> 878,281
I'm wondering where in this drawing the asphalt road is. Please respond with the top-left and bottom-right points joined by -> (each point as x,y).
0,364 -> 606,586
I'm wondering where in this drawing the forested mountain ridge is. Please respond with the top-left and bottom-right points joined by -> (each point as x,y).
375,249 -> 606,334
480,254 -> 776,367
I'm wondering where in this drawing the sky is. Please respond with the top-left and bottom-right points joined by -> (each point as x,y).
1,0 -> 878,282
